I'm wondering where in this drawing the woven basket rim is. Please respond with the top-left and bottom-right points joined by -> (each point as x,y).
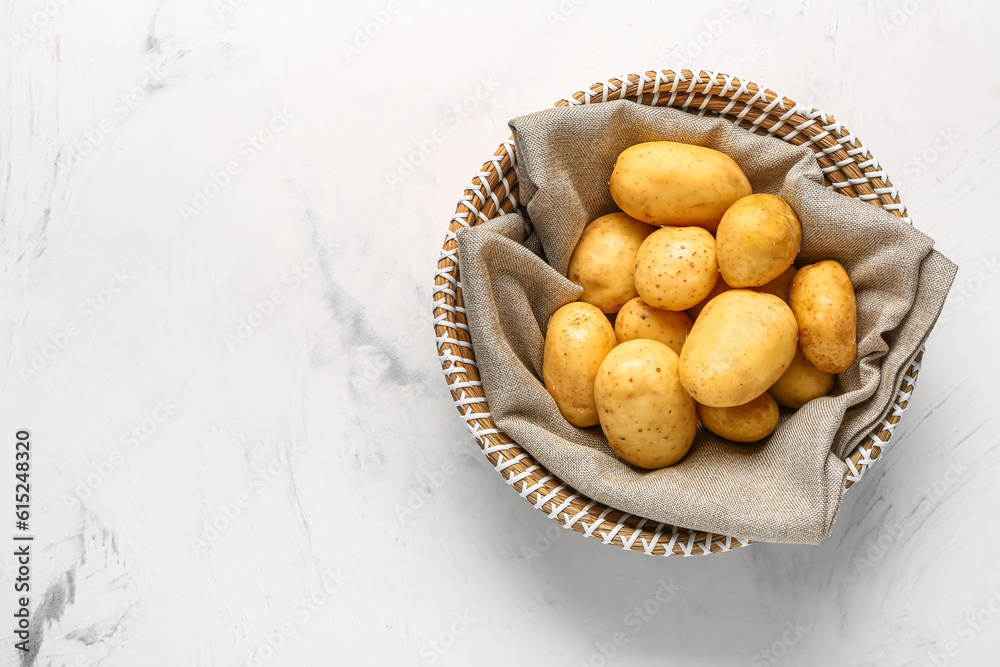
433,69 -> 923,556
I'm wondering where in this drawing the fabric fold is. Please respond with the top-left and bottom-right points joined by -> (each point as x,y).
455,100 -> 957,544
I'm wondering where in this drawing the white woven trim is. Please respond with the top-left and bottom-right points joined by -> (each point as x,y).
844,351 -> 922,485
557,70 -> 909,224
564,501 -> 596,527
580,507 -> 615,538
597,514 -> 630,545
449,140 -> 517,229
617,519 -> 646,550
437,69 -> 921,556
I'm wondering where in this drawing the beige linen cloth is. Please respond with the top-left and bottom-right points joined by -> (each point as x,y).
455,100 -> 957,544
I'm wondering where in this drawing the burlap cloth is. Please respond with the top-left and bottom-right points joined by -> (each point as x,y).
455,100 -> 957,544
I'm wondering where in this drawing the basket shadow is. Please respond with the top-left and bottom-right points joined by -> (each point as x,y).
485,476 -> 883,665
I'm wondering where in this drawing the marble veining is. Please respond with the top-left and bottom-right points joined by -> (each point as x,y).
1,1 -> 998,665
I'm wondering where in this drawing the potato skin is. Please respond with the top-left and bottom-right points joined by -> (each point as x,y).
697,393 -> 780,443
567,213 -> 656,313
750,264 -> 797,303
687,278 -> 734,322
679,290 -> 798,407
686,266 -> 795,323
543,302 -> 617,427
789,260 -> 857,374
594,339 -> 698,469
634,226 -> 719,311
609,141 -> 752,232
614,297 -> 693,355
768,345 -> 835,409
716,194 -> 801,287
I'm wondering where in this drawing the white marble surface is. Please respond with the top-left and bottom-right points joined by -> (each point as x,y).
1,1 -> 998,665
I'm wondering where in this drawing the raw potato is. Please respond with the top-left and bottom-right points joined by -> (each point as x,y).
697,393 -> 780,443
789,260 -> 858,373
750,265 -> 797,303
686,267 -> 795,323
679,290 -> 798,407
567,213 -> 656,313
614,297 -> 693,355
687,278 -> 734,322
768,345 -> 835,409
634,226 -> 719,311
543,302 -> 617,427
609,141 -> 752,232
594,339 -> 698,469
716,194 -> 801,287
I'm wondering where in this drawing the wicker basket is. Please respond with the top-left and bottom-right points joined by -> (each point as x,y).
433,70 -> 921,556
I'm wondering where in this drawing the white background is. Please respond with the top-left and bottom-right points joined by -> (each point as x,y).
1,1 -> 998,665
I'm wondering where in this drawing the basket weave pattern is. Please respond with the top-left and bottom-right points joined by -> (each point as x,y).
433,70 -> 922,556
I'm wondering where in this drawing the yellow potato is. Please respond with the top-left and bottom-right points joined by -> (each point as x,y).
614,297 -> 693,355
750,264 -> 797,303
687,266 -> 796,323
696,393 -> 780,443
594,339 -> 698,469
633,226 -> 719,311
609,141 -> 752,232
789,260 -> 857,373
543,302 -> 617,427
567,213 -> 656,313
768,345 -> 835,409
686,277 -> 735,322
679,289 -> 798,407
716,194 -> 801,287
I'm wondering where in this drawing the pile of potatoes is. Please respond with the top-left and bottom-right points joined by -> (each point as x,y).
543,141 -> 857,470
